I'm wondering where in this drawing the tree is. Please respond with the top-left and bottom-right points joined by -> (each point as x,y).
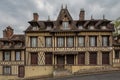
113,17 -> 120,36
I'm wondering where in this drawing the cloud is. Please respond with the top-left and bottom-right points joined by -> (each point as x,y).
0,0 -> 120,37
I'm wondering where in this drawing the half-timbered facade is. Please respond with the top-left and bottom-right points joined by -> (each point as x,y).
0,27 -> 25,79
0,6 -> 119,79
24,7 -> 115,78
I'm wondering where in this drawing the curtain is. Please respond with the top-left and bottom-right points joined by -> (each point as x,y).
67,37 -> 74,47
16,51 -> 20,60
58,37 -> 64,47
46,37 -> 52,47
78,37 -> 84,46
4,52 -> 10,61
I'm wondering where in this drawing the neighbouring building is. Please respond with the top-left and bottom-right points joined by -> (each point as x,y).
0,6 -> 120,79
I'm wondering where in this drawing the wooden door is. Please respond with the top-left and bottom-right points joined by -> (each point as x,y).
45,52 -> 52,65
102,52 -> 109,64
78,53 -> 85,64
67,55 -> 74,64
89,52 -> 97,65
57,55 -> 65,69
18,66 -> 24,77
31,53 -> 38,65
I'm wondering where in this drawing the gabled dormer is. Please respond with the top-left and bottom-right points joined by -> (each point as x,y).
56,5 -> 74,30
28,13 -> 40,31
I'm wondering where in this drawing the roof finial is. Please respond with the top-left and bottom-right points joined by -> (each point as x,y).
61,4 -> 63,9
65,4 -> 67,9
48,15 -> 50,21
103,14 -> 105,20
91,15 -> 93,20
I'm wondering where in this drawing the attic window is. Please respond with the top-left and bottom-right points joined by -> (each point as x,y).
62,21 -> 69,30
32,26 -> 38,30
89,25 -> 94,30
101,26 -> 107,29
4,42 -> 9,46
78,25 -> 83,29
16,42 -> 22,46
46,25 -> 52,30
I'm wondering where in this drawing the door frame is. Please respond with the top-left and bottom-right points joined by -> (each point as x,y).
18,65 -> 24,77
31,52 -> 38,65
57,55 -> 65,69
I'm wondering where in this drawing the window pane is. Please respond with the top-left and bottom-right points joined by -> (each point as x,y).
78,37 -> 85,47
57,37 -> 64,47
30,37 -> 37,47
89,36 -> 96,46
46,26 -> 52,30
45,37 -> 52,47
67,37 -> 74,47
16,51 -> 21,60
3,66 -> 11,75
62,22 -> 69,29
102,36 -> 109,46
115,51 -> 120,59
45,53 -> 52,65
78,25 -> 83,29
4,51 -> 10,61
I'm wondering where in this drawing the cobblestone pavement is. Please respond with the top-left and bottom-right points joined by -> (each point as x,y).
39,71 -> 120,80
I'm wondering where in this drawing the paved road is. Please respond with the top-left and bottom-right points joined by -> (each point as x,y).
40,71 -> 120,80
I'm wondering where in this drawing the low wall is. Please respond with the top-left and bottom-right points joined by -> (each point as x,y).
25,66 -> 53,78
0,75 -> 18,80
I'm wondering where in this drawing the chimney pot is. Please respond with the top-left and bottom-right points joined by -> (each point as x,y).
3,26 -> 14,38
79,9 -> 85,20
33,13 -> 39,21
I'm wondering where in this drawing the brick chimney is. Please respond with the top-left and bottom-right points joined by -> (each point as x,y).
79,9 -> 85,20
33,13 -> 39,21
3,26 -> 14,38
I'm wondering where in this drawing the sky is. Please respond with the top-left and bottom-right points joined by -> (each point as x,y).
0,0 -> 120,37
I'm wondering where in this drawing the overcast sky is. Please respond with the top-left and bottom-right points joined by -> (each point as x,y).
0,0 -> 120,37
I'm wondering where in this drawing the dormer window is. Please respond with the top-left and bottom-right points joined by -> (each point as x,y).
46,25 -> 52,30
32,26 -> 38,30
78,25 -> 83,29
101,26 -> 107,29
16,42 -> 22,46
89,25 -> 94,30
4,42 -> 9,46
62,21 -> 69,30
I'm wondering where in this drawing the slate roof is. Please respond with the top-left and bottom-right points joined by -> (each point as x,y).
0,34 -> 25,50
25,8 -> 114,33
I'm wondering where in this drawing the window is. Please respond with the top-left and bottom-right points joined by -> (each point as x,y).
102,36 -> 109,46
67,55 -> 74,64
3,66 -> 11,75
78,36 -> 85,47
101,26 -> 107,29
16,42 -> 22,46
102,52 -> 109,64
78,53 -> 85,65
45,37 -> 52,47
3,51 -> 11,61
67,37 -> 74,47
32,26 -> 38,30
45,52 -> 52,65
89,52 -> 97,65
15,51 -> 21,61
89,36 -> 97,46
62,21 -> 69,29
46,26 -> 52,30
57,37 -> 64,47
115,51 -> 120,59
78,25 -> 83,29
4,42 -> 9,46
31,53 -> 38,65
30,37 -> 37,47
89,26 -> 94,30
